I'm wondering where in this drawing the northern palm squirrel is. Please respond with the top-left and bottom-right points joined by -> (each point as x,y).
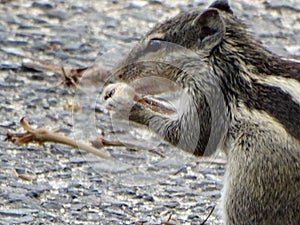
103,0 -> 300,224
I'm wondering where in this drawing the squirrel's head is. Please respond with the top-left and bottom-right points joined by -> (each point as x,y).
113,0 -> 238,83
144,0 -> 233,50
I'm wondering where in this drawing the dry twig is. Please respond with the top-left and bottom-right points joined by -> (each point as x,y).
200,206 -> 215,225
135,206 -> 215,225
134,95 -> 176,115
22,58 -> 111,88
135,214 -> 179,225
12,169 -> 36,182
91,135 -> 125,148
148,149 -> 166,158
5,118 -> 113,160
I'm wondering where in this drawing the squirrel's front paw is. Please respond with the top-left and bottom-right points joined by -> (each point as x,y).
102,83 -> 137,117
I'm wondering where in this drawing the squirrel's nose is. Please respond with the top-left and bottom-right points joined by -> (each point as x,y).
103,88 -> 115,100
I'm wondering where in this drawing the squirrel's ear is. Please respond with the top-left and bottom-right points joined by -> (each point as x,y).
192,9 -> 225,50
209,0 -> 233,14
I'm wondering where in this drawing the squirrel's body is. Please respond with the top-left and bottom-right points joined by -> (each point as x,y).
103,1 -> 300,224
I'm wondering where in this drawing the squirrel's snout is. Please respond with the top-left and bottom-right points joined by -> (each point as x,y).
103,87 -> 116,100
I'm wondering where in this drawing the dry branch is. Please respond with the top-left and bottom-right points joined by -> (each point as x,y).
5,118 -> 114,160
200,206 -> 215,225
135,206 -> 215,225
91,135 -> 125,148
22,58 -> 111,88
12,169 -> 36,182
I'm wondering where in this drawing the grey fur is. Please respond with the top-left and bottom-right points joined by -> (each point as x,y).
104,0 -> 300,224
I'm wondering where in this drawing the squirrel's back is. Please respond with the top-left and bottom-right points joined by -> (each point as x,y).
106,0 -> 300,224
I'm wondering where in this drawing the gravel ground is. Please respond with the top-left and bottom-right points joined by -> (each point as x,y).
0,0 -> 299,224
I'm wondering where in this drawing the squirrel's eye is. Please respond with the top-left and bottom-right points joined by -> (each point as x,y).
146,38 -> 164,52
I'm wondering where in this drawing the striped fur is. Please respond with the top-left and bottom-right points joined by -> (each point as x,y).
104,0 -> 300,224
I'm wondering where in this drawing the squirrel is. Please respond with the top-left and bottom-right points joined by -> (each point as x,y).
103,0 -> 300,224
